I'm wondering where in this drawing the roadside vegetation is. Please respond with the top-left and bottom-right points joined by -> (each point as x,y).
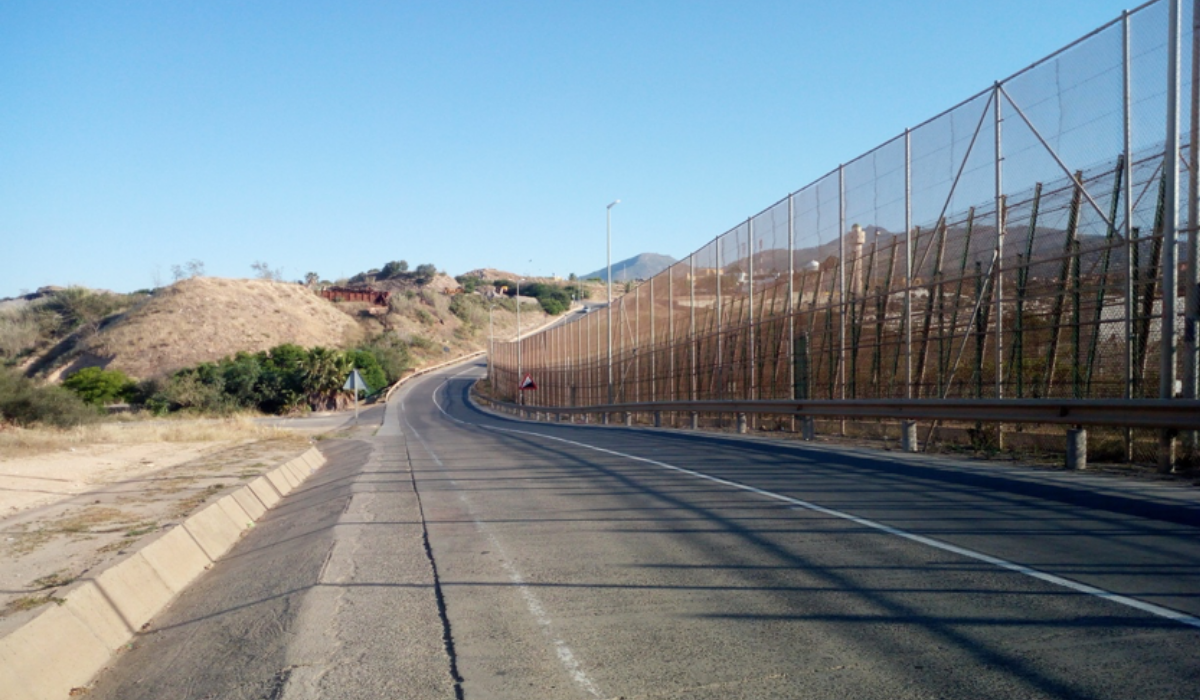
137,339 -> 409,416
1,259 -> 564,428
0,368 -> 98,428
0,413 -> 294,460
1,338 -> 411,428
0,287 -> 151,371
490,279 -> 583,315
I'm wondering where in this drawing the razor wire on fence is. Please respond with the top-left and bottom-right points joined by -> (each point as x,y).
489,0 -> 1200,469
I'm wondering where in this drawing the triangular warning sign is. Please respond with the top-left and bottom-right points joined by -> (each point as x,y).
342,368 -> 370,392
518,373 -> 537,391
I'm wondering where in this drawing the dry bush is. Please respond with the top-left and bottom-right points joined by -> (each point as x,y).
388,293 -> 416,316
420,289 -> 451,316
0,310 -> 41,359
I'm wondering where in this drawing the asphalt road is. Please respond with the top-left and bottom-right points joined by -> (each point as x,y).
87,361 -> 1200,699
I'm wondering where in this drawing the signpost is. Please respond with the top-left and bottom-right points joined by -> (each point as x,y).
518,373 -> 536,406
519,373 -> 537,391
342,368 -> 370,424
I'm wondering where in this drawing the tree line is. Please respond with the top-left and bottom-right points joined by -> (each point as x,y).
1,337 -> 414,428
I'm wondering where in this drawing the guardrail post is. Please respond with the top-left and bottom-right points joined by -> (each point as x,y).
902,421 -> 918,453
654,411 -> 662,427
737,412 -> 748,434
691,412 -> 699,430
603,412 -> 610,425
801,416 -> 815,441
1067,428 -> 1087,470
625,412 -> 633,427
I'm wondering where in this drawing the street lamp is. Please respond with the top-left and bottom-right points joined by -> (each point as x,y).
486,295 -> 498,382
607,199 -> 619,406
516,278 -> 524,403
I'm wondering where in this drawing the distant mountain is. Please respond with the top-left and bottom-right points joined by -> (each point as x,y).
581,253 -> 677,283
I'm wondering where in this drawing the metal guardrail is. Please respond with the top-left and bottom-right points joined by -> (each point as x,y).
382,311 -> 569,401
479,396 -> 1200,431
383,350 -> 487,402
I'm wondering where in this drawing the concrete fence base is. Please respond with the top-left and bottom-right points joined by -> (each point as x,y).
0,447 -> 327,700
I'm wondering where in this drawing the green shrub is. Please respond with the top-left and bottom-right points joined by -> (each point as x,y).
346,349 -> 386,393
449,294 -> 484,325
0,369 -> 98,427
504,281 -> 572,315
414,263 -> 438,281
455,275 -> 480,293
61,367 -> 137,406
150,368 -> 233,413
359,335 -> 412,384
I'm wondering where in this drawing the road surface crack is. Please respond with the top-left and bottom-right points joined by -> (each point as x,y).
405,440 -> 466,700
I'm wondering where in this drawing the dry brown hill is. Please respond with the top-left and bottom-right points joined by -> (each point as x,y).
71,277 -> 362,379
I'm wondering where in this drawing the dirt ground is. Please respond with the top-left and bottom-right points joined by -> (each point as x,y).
0,420 -> 314,637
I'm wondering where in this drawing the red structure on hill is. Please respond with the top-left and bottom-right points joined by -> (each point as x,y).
318,287 -> 391,306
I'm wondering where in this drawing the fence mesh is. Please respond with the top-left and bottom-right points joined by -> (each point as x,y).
493,0 -> 1200,468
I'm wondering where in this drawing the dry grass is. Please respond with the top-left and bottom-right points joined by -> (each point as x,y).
30,571 -> 76,590
52,506 -> 132,533
171,484 -> 225,518
4,506 -> 137,556
0,415 -> 297,459
3,594 -> 65,616
76,276 -> 363,379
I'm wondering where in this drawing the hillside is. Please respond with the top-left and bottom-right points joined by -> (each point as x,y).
73,278 -> 363,379
582,253 -> 677,282
3,269 -> 560,391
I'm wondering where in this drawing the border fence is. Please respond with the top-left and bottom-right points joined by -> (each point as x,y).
489,0 -> 1200,470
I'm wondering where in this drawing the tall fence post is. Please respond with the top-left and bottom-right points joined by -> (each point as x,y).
650,276 -> 656,404
669,264 -> 676,401
690,254 -> 698,428
994,81 -> 1006,449
1161,0 -> 1182,472
839,164 -> 847,435
994,82 -> 1005,400
748,217 -> 757,409
634,283 -> 640,403
905,129 -> 914,403
1123,10 -> 1135,460
788,192 -> 797,433
1185,0 -> 1200,460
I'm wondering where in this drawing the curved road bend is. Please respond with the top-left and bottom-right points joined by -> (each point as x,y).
89,361 -> 1200,699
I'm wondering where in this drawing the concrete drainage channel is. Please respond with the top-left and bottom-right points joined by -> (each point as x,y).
0,447 -> 327,700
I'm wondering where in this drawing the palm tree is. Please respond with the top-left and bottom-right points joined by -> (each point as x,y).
302,347 -> 353,410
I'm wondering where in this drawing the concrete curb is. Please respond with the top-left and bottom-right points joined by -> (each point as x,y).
0,446 -> 327,700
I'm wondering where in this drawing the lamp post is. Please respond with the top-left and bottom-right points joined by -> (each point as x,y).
607,199 -> 620,405
516,278 -> 523,403
487,296 -> 497,382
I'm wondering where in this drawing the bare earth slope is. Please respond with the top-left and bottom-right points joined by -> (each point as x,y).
78,277 -> 363,378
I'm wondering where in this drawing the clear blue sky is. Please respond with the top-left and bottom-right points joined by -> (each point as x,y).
1,0 -> 1140,298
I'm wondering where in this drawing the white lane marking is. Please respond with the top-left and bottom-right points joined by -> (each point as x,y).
430,377 -> 1200,631
400,395 -> 604,697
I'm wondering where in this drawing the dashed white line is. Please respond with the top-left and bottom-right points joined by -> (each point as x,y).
429,373 -> 1200,631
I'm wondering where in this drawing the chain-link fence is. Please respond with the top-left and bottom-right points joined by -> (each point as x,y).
491,0 -> 1200,468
